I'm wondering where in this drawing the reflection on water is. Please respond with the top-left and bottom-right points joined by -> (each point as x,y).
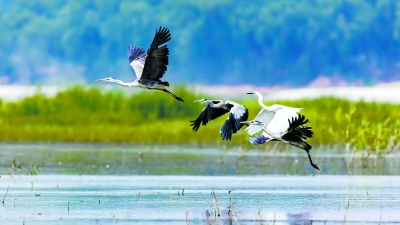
0,143 -> 399,175
0,175 -> 399,224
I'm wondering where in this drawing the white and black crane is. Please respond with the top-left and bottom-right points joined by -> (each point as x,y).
96,26 -> 184,102
190,99 -> 249,141
246,91 -> 301,136
241,114 -> 320,170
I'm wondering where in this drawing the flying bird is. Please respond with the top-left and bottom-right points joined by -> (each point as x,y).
96,26 -> 184,102
241,114 -> 319,170
190,99 -> 249,141
246,91 -> 301,136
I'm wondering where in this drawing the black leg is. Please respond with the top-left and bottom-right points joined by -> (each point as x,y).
161,89 -> 184,102
306,151 -> 320,170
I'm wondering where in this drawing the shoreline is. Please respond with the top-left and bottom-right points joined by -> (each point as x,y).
1,84 -> 400,103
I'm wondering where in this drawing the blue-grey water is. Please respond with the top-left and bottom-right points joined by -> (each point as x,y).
0,175 -> 399,224
1,143 -> 400,175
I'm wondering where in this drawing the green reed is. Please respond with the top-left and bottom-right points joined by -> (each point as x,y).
0,85 -> 399,155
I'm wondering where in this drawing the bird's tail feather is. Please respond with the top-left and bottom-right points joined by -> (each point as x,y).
159,81 -> 170,87
161,89 -> 184,102
283,133 -> 312,151
287,114 -> 313,139
281,113 -> 313,150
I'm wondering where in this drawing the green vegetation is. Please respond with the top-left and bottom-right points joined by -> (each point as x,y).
0,85 -> 399,156
1,1 -> 400,85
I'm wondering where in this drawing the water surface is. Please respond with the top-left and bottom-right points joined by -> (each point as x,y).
0,175 -> 399,224
1,143 -> 400,175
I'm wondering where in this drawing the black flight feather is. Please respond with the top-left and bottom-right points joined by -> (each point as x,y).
190,106 -> 229,131
141,26 -> 171,80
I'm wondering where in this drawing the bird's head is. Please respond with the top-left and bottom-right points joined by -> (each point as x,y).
96,77 -> 117,83
240,120 -> 264,126
193,98 -> 208,104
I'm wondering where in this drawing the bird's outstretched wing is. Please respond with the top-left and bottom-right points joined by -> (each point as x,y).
266,108 -> 299,133
141,26 -> 171,80
220,103 -> 249,141
246,108 -> 275,135
128,45 -> 146,79
190,104 -> 230,132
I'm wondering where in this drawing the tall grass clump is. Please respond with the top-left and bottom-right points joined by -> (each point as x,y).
3,85 -> 202,125
0,85 -> 399,155
241,97 -> 400,156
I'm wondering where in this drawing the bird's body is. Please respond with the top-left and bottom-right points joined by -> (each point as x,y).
246,91 -> 301,137
190,99 -> 249,141
96,27 -> 184,102
241,115 -> 319,170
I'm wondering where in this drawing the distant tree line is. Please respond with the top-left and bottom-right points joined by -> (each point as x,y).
1,0 -> 400,86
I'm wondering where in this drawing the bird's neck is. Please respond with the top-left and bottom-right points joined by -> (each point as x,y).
207,101 -> 216,107
255,92 -> 269,109
115,80 -> 137,87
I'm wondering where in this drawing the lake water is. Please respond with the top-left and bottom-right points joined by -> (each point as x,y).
0,175 -> 399,224
1,143 -> 400,176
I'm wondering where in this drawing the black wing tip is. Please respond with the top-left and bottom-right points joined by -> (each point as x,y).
157,26 -> 170,32
190,119 -> 200,131
152,26 -> 171,47
190,108 -> 209,131
287,114 -> 313,139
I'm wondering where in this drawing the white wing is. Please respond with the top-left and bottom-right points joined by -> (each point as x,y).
230,103 -> 247,120
246,108 -> 275,135
266,108 -> 299,133
128,45 -> 146,79
130,58 -> 146,79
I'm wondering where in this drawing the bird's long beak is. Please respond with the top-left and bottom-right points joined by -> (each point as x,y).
246,92 -> 254,94
96,78 -> 107,82
240,121 -> 251,125
193,99 -> 203,103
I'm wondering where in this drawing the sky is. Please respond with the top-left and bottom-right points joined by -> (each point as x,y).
1,0 -> 400,87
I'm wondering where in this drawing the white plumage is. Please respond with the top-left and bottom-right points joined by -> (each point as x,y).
128,45 -> 146,79
246,91 -> 301,137
190,99 -> 249,141
96,27 -> 184,102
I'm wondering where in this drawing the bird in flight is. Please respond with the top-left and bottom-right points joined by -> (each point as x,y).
96,27 -> 184,102
190,99 -> 249,141
241,114 -> 320,170
246,91 -> 301,137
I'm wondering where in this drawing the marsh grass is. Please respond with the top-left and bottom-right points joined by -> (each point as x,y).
0,85 -> 399,156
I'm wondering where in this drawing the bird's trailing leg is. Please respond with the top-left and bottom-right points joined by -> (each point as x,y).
161,89 -> 184,102
306,150 -> 320,170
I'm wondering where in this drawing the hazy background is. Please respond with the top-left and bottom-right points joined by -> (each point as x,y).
1,0 -> 400,87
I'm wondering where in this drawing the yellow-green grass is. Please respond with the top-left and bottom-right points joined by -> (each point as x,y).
0,85 -> 399,156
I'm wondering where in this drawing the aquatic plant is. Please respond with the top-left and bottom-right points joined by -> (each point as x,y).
1,186 -> 9,206
0,85 -> 399,156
